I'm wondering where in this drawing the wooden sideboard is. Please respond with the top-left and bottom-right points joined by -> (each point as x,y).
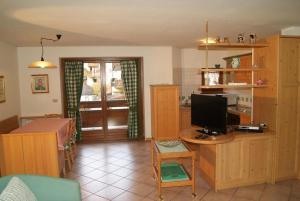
0,132 -> 62,177
181,127 -> 275,190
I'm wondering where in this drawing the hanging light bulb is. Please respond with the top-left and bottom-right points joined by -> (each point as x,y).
28,34 -> 62,68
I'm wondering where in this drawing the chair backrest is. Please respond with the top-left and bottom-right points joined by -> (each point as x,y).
68,118 -> 76,139
44,114 -> 63,118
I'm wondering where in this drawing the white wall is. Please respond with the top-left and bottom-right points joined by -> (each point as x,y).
0,42 -> 20,121
17,46 -> 173,138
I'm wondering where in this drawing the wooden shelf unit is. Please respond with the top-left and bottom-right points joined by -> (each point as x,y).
198,68 -> 264,72
198,84 -> 268,89
199,47 -> 268,92
198,42 -> 268,50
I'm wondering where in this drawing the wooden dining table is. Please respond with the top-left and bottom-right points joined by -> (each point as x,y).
11,118 -> 70,150
0,118 -> 71,177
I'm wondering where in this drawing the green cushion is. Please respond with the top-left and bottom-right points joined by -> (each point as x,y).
0,175 -> 81,201
0,177 -> 37,201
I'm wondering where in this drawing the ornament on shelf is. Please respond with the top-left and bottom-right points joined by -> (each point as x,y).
237,33 -> 245,43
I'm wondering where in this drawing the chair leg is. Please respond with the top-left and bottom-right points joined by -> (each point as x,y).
65,150 -> 72,171
72,142 -> 77,157
69,146 -> 74,163
62,167 -> 66,177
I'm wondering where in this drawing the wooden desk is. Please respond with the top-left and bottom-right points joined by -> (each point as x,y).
180,127 -> 275,190
180,127 -> 234,145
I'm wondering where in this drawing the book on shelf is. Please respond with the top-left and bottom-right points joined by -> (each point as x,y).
161,162 -> 189,182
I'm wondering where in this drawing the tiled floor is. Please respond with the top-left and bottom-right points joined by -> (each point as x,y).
66,141 -> 300,201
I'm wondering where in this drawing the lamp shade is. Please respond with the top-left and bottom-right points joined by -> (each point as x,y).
28,60 -> 57,68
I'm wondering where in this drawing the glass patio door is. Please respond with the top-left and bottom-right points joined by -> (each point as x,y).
80,62 -> 128,140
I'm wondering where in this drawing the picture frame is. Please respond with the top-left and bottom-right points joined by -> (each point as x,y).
0,76 -> 5,103
31,74 -> 49,93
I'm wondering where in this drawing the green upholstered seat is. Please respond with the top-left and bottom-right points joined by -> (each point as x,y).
0,175 -> 81,201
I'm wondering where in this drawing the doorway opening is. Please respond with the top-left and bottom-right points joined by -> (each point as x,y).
60,57 -> 144,141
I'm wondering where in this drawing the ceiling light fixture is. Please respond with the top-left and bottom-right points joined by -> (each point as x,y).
28,34 -> 62,68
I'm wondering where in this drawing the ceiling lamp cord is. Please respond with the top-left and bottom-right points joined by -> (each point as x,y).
40,34 -> 62,61
28,34 -> 62,68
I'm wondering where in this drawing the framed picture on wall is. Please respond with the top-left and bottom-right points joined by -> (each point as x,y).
0,76 -> 5,103
31,74 -> 49,93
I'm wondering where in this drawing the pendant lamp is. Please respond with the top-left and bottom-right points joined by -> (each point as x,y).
28,34 -> 62,68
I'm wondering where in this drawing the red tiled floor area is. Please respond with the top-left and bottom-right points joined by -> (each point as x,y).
66,141 -> 300,201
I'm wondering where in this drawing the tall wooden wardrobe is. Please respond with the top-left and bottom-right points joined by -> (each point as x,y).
253,35 -> 300,181
150,85 -> 180,140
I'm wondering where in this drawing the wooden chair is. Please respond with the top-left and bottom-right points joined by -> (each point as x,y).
68,118 -> 77,159
64,118 -> 77,171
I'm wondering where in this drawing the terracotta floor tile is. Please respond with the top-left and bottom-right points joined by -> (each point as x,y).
98,164 -> 121,173
147,189 -> 179,201
289,197 -> 300,201
84,169 -> 107,179
72,165 -> 95,175
112,167 -> 134,177
76,176 -> 94,186
96,173 -> 123,185
81,180 -> 108,193
112,178 -> 139,190
95,186 -> 125,200
231,197 -> 254,201
127,183 -> 155,197
86,161 -> 105,169
70,141 -> 298,201
77,157 -> 97,165
109,159 -> 132,167
83,194 -> 109,201
292,180 -> 300,198
112,191 -> 144,201
260,184 -> 290,201
234,184 -> 265,201
201,190 -> 232,201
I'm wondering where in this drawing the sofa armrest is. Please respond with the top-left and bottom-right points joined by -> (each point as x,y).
0,174 -> 81,201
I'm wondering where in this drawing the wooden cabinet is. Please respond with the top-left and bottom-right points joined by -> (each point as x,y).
253,35 -> 300,181
150,85 -> 179,140
180,107 -> 191,131
150,85 -> 196,196
199,133 -> 274,190
0,132 -> 61,177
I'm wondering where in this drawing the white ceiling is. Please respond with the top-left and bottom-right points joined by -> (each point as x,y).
1,0 -> 300,48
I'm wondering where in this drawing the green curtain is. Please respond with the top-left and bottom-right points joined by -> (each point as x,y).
64,61 -> 84,141
120,60 -> 139,139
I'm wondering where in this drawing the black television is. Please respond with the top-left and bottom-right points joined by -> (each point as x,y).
191,94 -> 228,134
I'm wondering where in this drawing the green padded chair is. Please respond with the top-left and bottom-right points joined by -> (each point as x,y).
0,174 -> 81,201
